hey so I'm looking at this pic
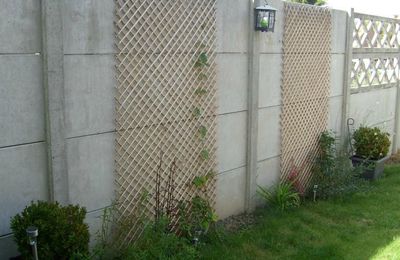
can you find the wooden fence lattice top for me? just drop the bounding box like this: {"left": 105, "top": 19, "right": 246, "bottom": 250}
{"left": 351, "top": 13, "right": 400, "bottom": 92}
{"left": 114, "top": 0, "right": 217, "bottom": 245}
{"left": 280, "top": 3, "right": 332, "bottom": 187}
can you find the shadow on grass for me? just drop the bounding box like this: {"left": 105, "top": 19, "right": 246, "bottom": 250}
{"left": 200, "top": 164, "right": 400, "bottom": 260}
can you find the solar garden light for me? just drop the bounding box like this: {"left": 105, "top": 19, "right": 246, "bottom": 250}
{"left": 313, "top": 185, "right": 318, "bottom": 202}
{"left": 26, "top": 226, "right": 38, "bottom": 260}
{"left": 254, "top": 1, "right": 277, "bottom": 32}
{"left": 193, "top": 230, "right": 203, "bottom": 245}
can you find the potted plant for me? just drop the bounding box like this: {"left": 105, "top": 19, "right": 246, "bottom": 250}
{"left": 351, "top": 126, "right": 391, "bottom": 180}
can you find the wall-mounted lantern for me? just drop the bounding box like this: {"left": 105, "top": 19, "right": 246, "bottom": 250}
{"left": 255, "top": 2, "right": 277, "bottom": 32}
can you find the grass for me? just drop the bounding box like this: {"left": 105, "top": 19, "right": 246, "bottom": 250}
{"left": 200, "top": 164, "right": 400, "bottom": 260}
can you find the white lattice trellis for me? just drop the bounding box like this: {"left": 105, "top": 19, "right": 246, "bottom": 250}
{"left": 351, "top": 56, "right": 399, "bottom": 90}
{"left": 280, "top": 3, "right": 332, "bottom": 187}
{"left": 114, "top": 0, "right": 217, "bottom": 245}
{"left": 353, "top": 15, "right": 400, "bottom": 49}
{"left": 351, "top": 13, "right": 400, "bottom": 92}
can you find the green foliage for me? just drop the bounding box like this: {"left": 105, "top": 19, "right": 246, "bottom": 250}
{"left": 123, "top": 217, "right": 198, "bottom": 260}
{"left": 185, "top": 173, "right": 217, "bottom": 239}
{"left": 257, "top": 182, "right": 300, "bottom": 211}
{"left": 315, "top": 131, "right": 336, "bottom": 176}
{"left": 195, "top": 88, "right": 207, "bottom": 95}
{"left": 288, "top": 0, "right": 326, "bottom": 6}
{"left": 88, "top": 155, "right": 218, "bottom": 259}
{"left": 193, "top": 107, "right": 202, "bottom": 118}
{"left": 353, "top": 126, "right": 391, "bottom": 160}
{"left": 312, "top": 131, "right": 368, "bottom": 199}
{"left": 191, "top": 196, "right": 218, "bottom": 231}
{"left": 195, "top": 52, "right": 209, "bottom": 68}
{"left": 90, "top": 204, "right": 122, "bottom": 260}
{"left": 197, "top": 73, "right": 208, "bottom": 81}
{"left": 200, "top": 149, "right": 210, "bottom": 160}
{"left": 198, "top": 125, "right": 207, "bottom": 139}
{"left": 199, "top": 165, "right": 400, "bottom": 259}
{"left": 10, "top": 201, "right": 89, "bottom": 259}
{"left": 192, "top": 172, "right": 214, "bottom": 189}
{"left": 70, "top": 252, "right": 91, "bottom": 260}
{"left": 193, "top": 176, "right": 208, "bottom": 188}
{"left": 179, "top": 196, "right": 218, "bottom": 239}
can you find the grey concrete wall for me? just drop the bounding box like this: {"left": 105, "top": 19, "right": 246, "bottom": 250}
{"left": 0, "top": 0, "right": 397, "bottom": 258}
{"left": 62, "top": 0, "right": 117, "bottom": 249}
{"left": 349, "top": 87, "right": 398, "bottom": 150}
{"left": 0, "top": 0, "right": 116, "bottom": 257}
{"left": 214, "top": 0, "right": 249, "bottom": 219}
{"left": 0, "top": 0, "right": 47, "bottom": 258}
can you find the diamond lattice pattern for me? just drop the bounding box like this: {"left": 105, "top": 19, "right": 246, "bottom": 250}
{"left": 280, "top": 3, "right": 332, "bottom": 187}
{"left": 351, "top": 57, "right": 399, "bottom": 89}
{"left": 114, "top": 0, "right": 217, "bottom": 245}
{"left": 353, "top": 17, "right": 400, "bottom": 49}
{"left": 351, "top": 14, "right": 400, "bottom": 91}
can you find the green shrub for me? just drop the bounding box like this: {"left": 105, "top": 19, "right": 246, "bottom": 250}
{"left": 353, "top": 126, "right": 390, "bottom": 160}
{"left": 178, "top": 195, "right": 218, "bottom": 239}
{"left": 257, "top": 181, "right": 300, "bottom": 211}
{"left": 311, "top": 131, "right": 368, "bottom": 199}
{"left": 122, "top": 217, "right": 198, "bottom": 260}
{"left": 10, "top": 201, "right": 89, "bottom": 259}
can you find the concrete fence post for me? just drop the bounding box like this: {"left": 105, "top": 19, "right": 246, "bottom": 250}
{"left": 245, "top": 0, "right": 261, "bottom": 212}
{"left": 341, "top": 8, "right": 354, "bottom": 144}
{"left": 41, "top": 0, "right": 69, "bottom": 204}
{"left": 393, "top": 59, "right": 400, "bottom": 154}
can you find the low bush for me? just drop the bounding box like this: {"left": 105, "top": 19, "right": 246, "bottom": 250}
{"left": 257, "top": 181, "right": 300, "bottom": 211}
{"left": 122, "top": 217, "right": 198, "bottom": 260}
{"left": 10, "top": 201, "right": 89, "bottom": 259}
{"left": 353, "top": 126, "right": 390, "bottom": 160}
{"left": 311, "top": 131, "right": 368, "bottom": 199}
{"left": 178, "top": 195, "right": 218, "bottom": 240}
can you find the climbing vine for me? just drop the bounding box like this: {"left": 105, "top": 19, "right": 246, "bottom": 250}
{"left": 192, "top": 42, "right": 213, "bottom": 179}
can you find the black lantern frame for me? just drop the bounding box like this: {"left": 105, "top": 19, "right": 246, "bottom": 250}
{"left": 255, "top": 4, "right": 277, "bottom": 32}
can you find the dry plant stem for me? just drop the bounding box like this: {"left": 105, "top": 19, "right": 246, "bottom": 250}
{"left": 166, "top": 160, "right": 177, "bottom": 218}
{"left": 154, "top": 154, "right": 181, "bottom": 231}
{"left": 155, "top": 153, "right": 163, "bottom": 222}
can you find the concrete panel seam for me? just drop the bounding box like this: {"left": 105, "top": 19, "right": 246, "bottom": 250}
{"left": 66, "top": 130, "right": 116, "bottom": 140}
{"left": 258, "top": 104, "right": 282, "bottom": 110}
{"left": 0, "top": 53, "right": 42, "bottom": 56}
{"left": 217, "top": 165, "right": 247, "bottom": 176}
{"left": 350, "top": 85, "right": 398, "bottom": 95}
{"left": 257, "top": 154, "right": 281, "bottom": 164}
{"left": 0, "top": 141, "right": 45, "bottom": 150}
{"left": 217, "top": 52, "right": 248, "bottom": 54}
{"left": 370, "top": 118, "right": 396, "bottom": 127}
{"left": 218, "top": 109, "right": 248, "bottom": 116}
{"left": 86, "top": 205, "right": 113, "bottom": 215}
{"left": 64, "top": 53, "right": 117, "bottom": 56}
{"left": 258, "top": 153, "right": 283, "bottom": 162}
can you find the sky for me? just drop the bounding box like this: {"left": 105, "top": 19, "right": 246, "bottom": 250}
{"left": 327, "top": 0, "right": 400, "bottom": 17}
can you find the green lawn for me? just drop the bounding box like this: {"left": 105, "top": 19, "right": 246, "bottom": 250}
{"left": 200, "top": 164, "right": 400, "bottom": 260}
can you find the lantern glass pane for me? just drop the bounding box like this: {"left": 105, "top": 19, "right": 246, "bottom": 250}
{"left": 259, "top": 11, "right": 269, "bottom": 29}
{"left": 269, "top": 12, "right": 275, "bottom": 29}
